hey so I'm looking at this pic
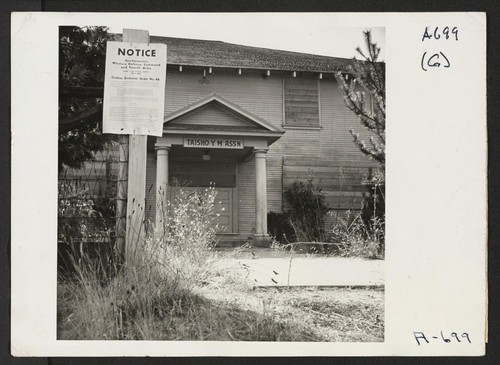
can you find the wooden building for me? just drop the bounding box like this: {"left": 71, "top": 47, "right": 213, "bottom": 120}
{"left": 127, "top": 36, "right": 379, "bottom": 244}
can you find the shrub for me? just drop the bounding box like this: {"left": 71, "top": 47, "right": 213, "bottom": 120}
{"left": 267, "top": 211, "right": 294, "bottom": 244}
{"left": 283, "top": 179, "right": 329, "bottom": 242}
{"left": 329, "top": 210, "right": 384, "bottom": 259}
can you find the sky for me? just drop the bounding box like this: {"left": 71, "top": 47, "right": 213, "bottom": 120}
{"left": 106, "top": 13, "right": 385, "bottom": 60}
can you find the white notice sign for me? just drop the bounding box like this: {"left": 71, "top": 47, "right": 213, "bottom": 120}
{"left": 103, "top": 41, "right": 166, "bottom": 136}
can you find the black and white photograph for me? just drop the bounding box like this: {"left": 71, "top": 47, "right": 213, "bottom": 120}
{"left": 56, "top": 23, "right": 386, "bottom": 342}
{"left": 10, "top": 12, "right": 486, "bottom": 357}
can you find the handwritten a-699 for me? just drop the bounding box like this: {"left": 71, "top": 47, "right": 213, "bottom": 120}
{"left": 414, "top": 330, "right": 471, "bottom": 345}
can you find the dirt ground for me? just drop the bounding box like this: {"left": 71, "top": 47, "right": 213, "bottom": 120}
{"left": 199, "top": 284, "right": 385, "bottom": 342}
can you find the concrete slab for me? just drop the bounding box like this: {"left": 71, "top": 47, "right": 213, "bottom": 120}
{"left": 217, "top": 249, "right": 384, "bottom": 287}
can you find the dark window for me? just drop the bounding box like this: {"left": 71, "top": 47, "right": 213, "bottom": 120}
{"left": 284, "top": 77, "right": 320, "bottom": 127}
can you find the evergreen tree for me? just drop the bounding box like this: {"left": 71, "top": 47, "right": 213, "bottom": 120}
{"left": 335, "top": 30, "right": 385, "bottom": 167}
{"left": 336, "top": 31, "right": 385, "bottom": 249}
{"left": 58, "top": 26, "right": 114, "bottom": 172}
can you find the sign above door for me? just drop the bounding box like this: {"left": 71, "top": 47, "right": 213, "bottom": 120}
{"left": 183, "top": 137, "right": 244, "bottom": 149}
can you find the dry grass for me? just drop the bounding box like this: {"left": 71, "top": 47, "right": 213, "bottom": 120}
{"left": 57, "top": 186, "right": 384, "bottom": 342}
{"left": 198, "top": 285, "right": 384, "bottom": 342}
{"left": 58, "top": 264, "right": 384, "bottom": 342}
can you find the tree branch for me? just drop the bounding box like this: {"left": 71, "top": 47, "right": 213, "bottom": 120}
{"left": 59, "top": 104, "right": 102, "bottom": 133}
{"left": 60, "top": 86, "right": 104, "bottom": 98}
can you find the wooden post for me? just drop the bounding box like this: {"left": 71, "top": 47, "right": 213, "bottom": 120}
{"left": 115, "top": 135, "right": 128, "bottom": 255}
{"left": 121, "top": 29, "right": 150, "bottom": 261}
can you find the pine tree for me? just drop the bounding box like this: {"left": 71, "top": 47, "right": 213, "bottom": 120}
{"left": 58, "top": 26, "right": 113, "bottom": 172}
{"left": 335, "top": 30, "right": 385, "bottom": 167}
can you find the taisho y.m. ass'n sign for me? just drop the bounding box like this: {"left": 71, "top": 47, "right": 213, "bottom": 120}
{"left": 183, "top": 138, "right": 244, "bottom": 149}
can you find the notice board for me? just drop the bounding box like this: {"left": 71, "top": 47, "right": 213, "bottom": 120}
{"left": 102, "top": 41, "right": 167, "bottom": 136}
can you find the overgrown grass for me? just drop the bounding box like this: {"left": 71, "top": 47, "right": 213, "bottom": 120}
{"left": 57, "top": 244, "right": 321, "bottom": 341}
{"left": 57, "top": 187, "right": 317, "bottom": 340}
{"left": 58, "top": 186, "right": 384, "bottom": 341}
{"left": 329, "top": 210, "right": 385, "bottom": 259}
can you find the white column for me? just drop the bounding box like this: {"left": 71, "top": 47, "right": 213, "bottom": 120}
{"left": 254, "top": 148, "right": 269, "bottom": 238}
{"left": 155, "top": 145, "right": 169, "bottom": 230}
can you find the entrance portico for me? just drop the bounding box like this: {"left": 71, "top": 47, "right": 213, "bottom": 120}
{"left": 152, "top": 93, "right": 284, "bottom": 242}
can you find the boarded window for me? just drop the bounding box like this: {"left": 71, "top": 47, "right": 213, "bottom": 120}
{"left": 284, "top": 77, "right": 320, "bottom": 127}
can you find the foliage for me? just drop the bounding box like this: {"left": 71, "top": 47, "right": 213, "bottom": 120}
{"left": 146, "top": 186, "right": 222, "bottom": 286}
{"left": 57, "top": 182, "right": 113, "bottom": 245}
{"left": 335, "top": 30, "right": 385, "bottom": 166}
{"left": 58, "top": 186, "right": 222, "bottom": 340}
{"left": 360, "top": 169, "right": 385, "bottom": 246}
{"left": 330, "top": 210, "right": 384, "bottom": 259}
{"left": 283, "top": 179, "right": 329, "bottom": 242}
{"left": 267, "top": 211, "right": 294, "bottom": 244}
{"left": 57, "top": 186, "right": 321, "bottom": 341}
{"left": 59, "top": 26, "right": 114, "bottom": 172}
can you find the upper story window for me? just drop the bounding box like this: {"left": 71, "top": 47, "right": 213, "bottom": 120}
{"left": 284, "top": 76, "right": 320, "bottom": 128}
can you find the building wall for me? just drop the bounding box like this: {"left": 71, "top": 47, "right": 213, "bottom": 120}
{"left": 143, "top": 68, "right": 379, "bottom": 231}
{"left": 280, "top": 77, "right": 378, "bottom": 229}
{"left": 163, "top": 68, "right": 285, "bottom": 228}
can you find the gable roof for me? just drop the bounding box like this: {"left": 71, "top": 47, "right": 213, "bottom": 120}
{"left": 165, "top": 93, "right": 284, "bottom": 133}
{"left": 112, "top": 34, "right": 353, "bottom": 73}
{"left": 163, "top": 93, "right": 284, "bottom": 145}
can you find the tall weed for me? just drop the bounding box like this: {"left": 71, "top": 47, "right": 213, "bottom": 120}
{"left": 330, "top": 210, "right": 384, "bottom": 259}
{"left": 58, "top": 186, "right": 223, "bottom": 340}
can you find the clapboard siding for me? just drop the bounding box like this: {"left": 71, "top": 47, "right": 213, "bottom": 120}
{"left": 59, "top": 143, "right": 120, "bottom": 201}
{"left": 266, "top": 146, "right": 283, "bottom": 213}
{"left": 165, "top": 69, "right": 285, "bottom": 216}
{"left": 321, "top": 79, "right": 376, "bottom": 161}
{"left": 282, "top": 156, "right": 373, "bottom": 211}
{"left": 277, "top": 78, "right": 377, "bottom": 170}
{"left": 169, "top": 104, "right": 252, "bottom": 128}
{"left": 237, "top": 158, "right": 256, "bottom": 235}
{"left": 165, "top": 69, "right": 283, "bottom": 128}
{"left": 139, "top": 71, "right": 381, "bottom": 233}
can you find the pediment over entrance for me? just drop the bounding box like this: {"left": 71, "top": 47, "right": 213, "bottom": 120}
{"left": 163, "top": 93, "right": 284, "bottom": 134}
